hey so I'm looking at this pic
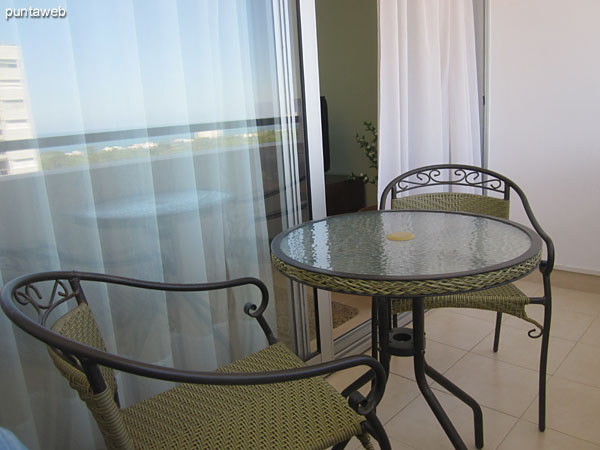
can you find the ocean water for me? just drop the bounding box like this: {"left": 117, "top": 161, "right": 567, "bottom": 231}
{"left": 38, "top": 125, "right": 275, "bottom": 154}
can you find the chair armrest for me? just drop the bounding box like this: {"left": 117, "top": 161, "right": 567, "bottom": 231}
{"left": 510, "top": 186, "right": 555, "bottom": 275}
{"left": 83, "top": 271, "right": 277, "bottom": 343}
{"left": 81, "top": 271, "right": 277, "bottom": 342}
{"left": 2, "top": 271, "right": 386, "bottom": 415}
{"left": 2, "top": 270, "right": 276, "bottom": 343}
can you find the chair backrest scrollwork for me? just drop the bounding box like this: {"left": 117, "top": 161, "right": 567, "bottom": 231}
{"left": 380, "top": 164, "right": 555, "bottom": 277}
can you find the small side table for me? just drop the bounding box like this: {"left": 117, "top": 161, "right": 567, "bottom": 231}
{"left": 325, "top": 174, "right": 365, "bottom": 215}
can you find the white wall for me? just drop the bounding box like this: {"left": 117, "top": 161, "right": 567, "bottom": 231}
{"left": 488, "top": 0, "right": 600, "bottom": 274}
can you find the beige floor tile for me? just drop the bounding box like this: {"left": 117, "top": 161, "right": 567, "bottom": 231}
{"left": 423, "top": 310, "right": 495, "bottom": 351}
{"left": 389, "top": 339, "right": 467, "bottom": 383}
{"left": 513, "top": 278, "right": 545, "bottom": 297}
{"left": 581, "top": 316, "right": 600, "bottom": 346}
{"left": 523, "top": 376, "right": 600, "bottom": 445}
{"left": 326, "top": 368, "right": 421, "bottom": 425}
{"left": 385, "top": 388, "right": 517, "bottom": 450}
{"left": 348, "top": 435, "right": 417, "bottom": 450}
{"left": 471, "top": 325, "right": 576, "bottom": 374}
{"left": 503, "top": 304, "right": 595, "bottom": 343}
{"left": 439, "top": 353, "right": 539, "bottom": 417}
{"left": 374, "top": 374, "right": 422, "bottom": 424}
{"left": 554, "top": 342, "right": 600, "bottom": 388}
{"left": 551, "top": 287, "right": 600, "bottom": 316}
{"left": 497, "top": 420, "right": 600, "bottom": 450}
{"left": 334, "top": 272, "right": 600, "bottom": 449}
{"left": 445, "top": 307, "right": 503, "bottom": 324}
{"left": 326, "top": 364, "right": 373, "bottom": 394}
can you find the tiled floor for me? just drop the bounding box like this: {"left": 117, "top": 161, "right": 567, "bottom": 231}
{"left": 326, "top": 271, "right": 600, "bottom": 449}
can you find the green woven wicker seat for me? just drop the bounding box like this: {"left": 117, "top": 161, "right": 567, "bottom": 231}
{"left": 391, "top": 283, "right": 541, "bottom": 330}
{"left": 1, "top": 272, "right": 391, "bottom": 450}
{"left": 380, "top": 164, "right": 554, "bottom": 432}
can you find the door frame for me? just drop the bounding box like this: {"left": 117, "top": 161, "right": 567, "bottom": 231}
{"left": 296, "top": 0, "right": 334, "bottom": 363}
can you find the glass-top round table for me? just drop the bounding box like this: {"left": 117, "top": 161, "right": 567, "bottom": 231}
{"left": 272, "top": 210, "right": 541, "bottom": 297}
{"left": 271, "top": 210, "right": 542, "bottom": 450}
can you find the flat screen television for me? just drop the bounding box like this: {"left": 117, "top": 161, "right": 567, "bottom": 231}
{"left": 320, "top": 96, "right": 331, "bottom": 172}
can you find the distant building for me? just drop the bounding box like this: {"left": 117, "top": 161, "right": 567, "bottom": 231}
{"left": 0, "top": 45, "right": 40, "bottom": 175}
{"left": 195, "top": 129, "right": 224, "bottom": 139}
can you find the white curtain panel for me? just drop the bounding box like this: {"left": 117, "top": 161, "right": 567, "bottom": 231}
{"left": 377, "top": 0, "right": 482, "bottom": 200}
{"left": 0, "top": 1, "right": 297, "bottom": 448}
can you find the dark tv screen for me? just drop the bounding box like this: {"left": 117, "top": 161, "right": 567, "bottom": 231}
{"left": 320, "top": 96, "right": 331, "bottom": 172}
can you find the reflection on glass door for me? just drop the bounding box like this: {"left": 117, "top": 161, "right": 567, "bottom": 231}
{"left": 0, "top": 2, "right": 320, "bottom": 449}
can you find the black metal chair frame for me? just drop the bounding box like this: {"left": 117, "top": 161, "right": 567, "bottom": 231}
{"left": 1, "top": 270, "right": 391, "bottom": 450}
{"left": 379, "top": 164, "right": 554, "bottom": 433}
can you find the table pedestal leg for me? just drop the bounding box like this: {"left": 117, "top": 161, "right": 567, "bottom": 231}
{"left": 371, "top": 298, "right": 379, "bottom": 361}
{"left": 424, "top": 362, "right": 484, "bottom": 448}
{"left": 376, "top": 297, "right": 391, "bottom": 376}
{"left": 411, "top": 298, "right": 472, "bottom": 450}
{"left": 374, "top": 296, "right": 483, "bottom": 449}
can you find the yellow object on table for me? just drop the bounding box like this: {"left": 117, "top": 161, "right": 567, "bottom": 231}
{"left": 386, "top": 232, "right": 415, "bottom": 241}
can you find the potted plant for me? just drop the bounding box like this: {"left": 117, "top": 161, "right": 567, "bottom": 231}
{"left": 349, "top": 120, "right": 377, "bottom": 185}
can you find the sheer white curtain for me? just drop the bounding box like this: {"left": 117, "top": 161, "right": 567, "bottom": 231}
{"left": 377, "top": 0, "right": 482, "bottom": 199}
{"left": 0, "top": 1, "right": 297, "bottom": 448}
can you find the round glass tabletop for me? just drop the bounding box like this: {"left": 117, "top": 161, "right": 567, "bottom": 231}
{"left": 271, "top": 210, "right": 542, "bottom": 297}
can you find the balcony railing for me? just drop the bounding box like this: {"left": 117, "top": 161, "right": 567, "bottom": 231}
{"left": 0, "top": 117, "right": 287, "bottom": 152}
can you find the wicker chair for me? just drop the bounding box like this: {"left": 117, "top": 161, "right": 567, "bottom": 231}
{"left": 379, "top": 164, "right": 554, "bottom": 432}
{"left": 1, "top": 271, "right": 391, "bottom": 450}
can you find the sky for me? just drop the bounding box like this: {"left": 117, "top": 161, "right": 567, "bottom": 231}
{"left": 0, "top": 0, "right": 283, "bottom": 137}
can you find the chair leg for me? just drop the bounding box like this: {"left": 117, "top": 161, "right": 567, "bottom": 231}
{"left": 493, "top": 312, "right": 502, "bottom": 352}
{"left": 363, "top": 412, "right": 392, "bottom": 450}
{"left": 538, "top": 302, "right": 552, "bottom": 431}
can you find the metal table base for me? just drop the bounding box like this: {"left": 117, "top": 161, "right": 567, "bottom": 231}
{"left": 374, "top": 296, "right": 484, "bottom": 450}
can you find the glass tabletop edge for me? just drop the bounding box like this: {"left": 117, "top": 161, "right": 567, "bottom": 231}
{"left": 270, "top": 210, "right": 543, "bottom": 283}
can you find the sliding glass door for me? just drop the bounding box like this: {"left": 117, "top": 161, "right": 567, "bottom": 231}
{"left": 0, "top": 1, "right": 326, "bottom": 448}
